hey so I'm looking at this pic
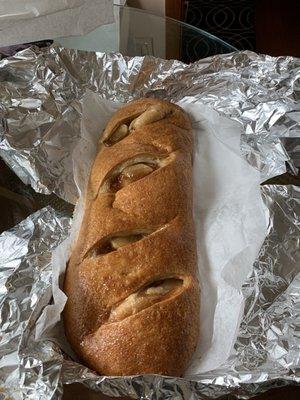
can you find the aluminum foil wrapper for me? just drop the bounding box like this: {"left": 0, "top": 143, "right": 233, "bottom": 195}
{"left": 0, "top": 206, "right": 71, "bottom": 399}
{"left": 0, "top": 46, "right": 299, "bottom": 399}
{"left": 0, "top": 47, "right": 299, "bottom": 203}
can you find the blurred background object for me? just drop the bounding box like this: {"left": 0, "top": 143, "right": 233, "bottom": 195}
{"left": 0, "top": 40, "right": 52, "bottom": 59}
{"left": 255, "top": 0, "right": 300, "bottom": 56}
{"left": 129, "top": 0, "right": 300, "bottom": 61}
{"left": 0, "top": 159, "right": 36, "bottom": 233}
{"left": 1, "top": 1, "right": 299, "bottom": 62}
{"left": 61, "top": 384, "right": 300, "bottom": 400}
{"left": 0, "top": 159, "right": 73, "bottom": 233}
{"left": 56, "top": 4, "right": 236, "bottom": 61}
{"left": 0, "top": 1, "right": 237, "bottom": 62}
{"left": 182, "top": 0, "right": 255, "bottom": 60}
{"left": 129, "top": 0, "right": 255, "bottom": 59}
{"left": 0, "top": 0, "right": 114, "bottom": 48}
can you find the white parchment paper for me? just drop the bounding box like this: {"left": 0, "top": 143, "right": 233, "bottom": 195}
{"left": 36, "top": 91, "right": 267, "bottom": 375}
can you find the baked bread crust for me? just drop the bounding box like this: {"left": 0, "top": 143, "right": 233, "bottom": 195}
{"left": 63, "top": 98, "right": 200, "bottom": 376}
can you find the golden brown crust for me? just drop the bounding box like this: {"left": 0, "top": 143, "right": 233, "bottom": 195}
{"left": 63, "top": 98, "right": 200, "bottom": 376}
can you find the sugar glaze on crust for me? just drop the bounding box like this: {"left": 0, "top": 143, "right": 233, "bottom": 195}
{"left": 63, "top": 98, "right": 200, "bottom": 376}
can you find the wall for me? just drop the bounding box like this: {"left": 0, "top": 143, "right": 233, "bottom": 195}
{"left": 119, "top": 2, "right": 166, "bottom": 58}
{"left": 127, "top": 0, "right": 166, "bottom": 16}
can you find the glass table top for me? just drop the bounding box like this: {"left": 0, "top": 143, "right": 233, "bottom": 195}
{"left": 56, "top": 5, "right": 237, "bottom": 63}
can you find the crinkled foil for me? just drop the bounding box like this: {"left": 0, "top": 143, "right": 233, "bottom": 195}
{"left": 0, "top": 206, "right": 71, "bottom": 399}
{"left": 0, "top": 48, "right": 299, "bottom": 203}
{"left": 0, "top": 46, "right": 299, "bottom": 399}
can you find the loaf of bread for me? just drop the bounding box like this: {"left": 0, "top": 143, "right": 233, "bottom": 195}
{"left": 63, "top": 98, "right": 200, "bottom": 376}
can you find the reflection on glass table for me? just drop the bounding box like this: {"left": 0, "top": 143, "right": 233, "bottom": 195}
{"left": 56, "top": 5, "right": 237, "bottom": 62}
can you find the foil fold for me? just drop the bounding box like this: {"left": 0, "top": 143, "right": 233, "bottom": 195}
{"left": 0, "top": 48, "right": 299, "bottom": 204}
{"left": 0, "top": 46, "right": 299, "bottom": 399}
{"left": 0, "top": 207, "right": 71, "bottom": 399}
